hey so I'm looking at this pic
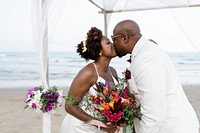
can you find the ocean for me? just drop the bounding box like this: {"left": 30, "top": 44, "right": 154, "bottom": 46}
{"left": 0, "top": 52, "right": 200, "bottom": 89}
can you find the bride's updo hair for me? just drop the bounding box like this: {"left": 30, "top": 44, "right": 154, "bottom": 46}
{"left": 77, "top": 27, "right": 103, "bottom": 61}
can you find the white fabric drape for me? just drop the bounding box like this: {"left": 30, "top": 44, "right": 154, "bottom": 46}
{"left": 94, "top": 0, "right": 200, "bottom": 51}
{"left": 171, "top": 7, "right": 200, "bottom": 52}
{"left": 32, "top": 0, "right": 49, "bottom": 90}
{"left": 96, "top": 0, "right": 118, "bottom": 26}
{"left": 32, "top": 0, "right": 67, "bottom": 133}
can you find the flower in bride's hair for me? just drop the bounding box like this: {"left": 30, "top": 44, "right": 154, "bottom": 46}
{"left": 82, "top": 40, "right": 87, "bottom": 52}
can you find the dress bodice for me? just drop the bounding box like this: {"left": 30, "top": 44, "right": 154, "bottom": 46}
{"left": 78, "top": 63, "right": 118, "bottom": 119}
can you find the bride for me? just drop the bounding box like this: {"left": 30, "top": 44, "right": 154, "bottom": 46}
{"left": 61, "top": 27, "right": 120, "bottom": 133}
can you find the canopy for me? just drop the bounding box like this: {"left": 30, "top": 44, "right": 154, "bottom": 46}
{"left": 89, "top": 0, "right": 200, "bottom": 51}
{"left": 93, "top": 0, "right": 199, "bottom": 11}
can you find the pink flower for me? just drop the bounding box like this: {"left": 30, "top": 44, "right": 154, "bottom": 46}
{"left": 107, "top": 115, "right": 114, "bottom": 122}
{"left": 107, "top": 111, "right": 123, "bottom": 123}
{"left": 104, "top": 109, "right": 112, "bottom": 116}
{"left": 112, "top": 111, "right": 122, "bottom": 123}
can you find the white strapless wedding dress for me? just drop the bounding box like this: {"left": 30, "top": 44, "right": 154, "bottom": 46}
{"left": 61, "top": 63, "right": 118, "bottom": 133}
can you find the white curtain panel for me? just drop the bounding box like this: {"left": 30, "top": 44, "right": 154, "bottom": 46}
{"left": 32, "top": 0, "right": 49, "bottom": 91}
{"left": 96, "top": 0, "right": 118, "bottom": 27}
{"left": 102, "top": 0, "right": 118, "bottom": 26}
{"left": 32, "top": 0, "right": 66, "bottom": 133}
{"left": 94, "top": 0, "right": 200, "bottom": 51}
{"left": 171, "top": 7, "right": 200, "bottom": 51}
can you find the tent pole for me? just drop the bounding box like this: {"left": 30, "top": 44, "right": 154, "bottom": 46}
{"left": 103, "top": 10, "right": 108, "bottom": 36}
{"left": 88, "top": 0, "right": 107, "bottom": 35}
{"left": 98, "top": 4, "right": 200, "bottom": 14}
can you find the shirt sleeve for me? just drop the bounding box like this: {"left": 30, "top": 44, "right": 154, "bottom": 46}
{"left": 131, "top": 53, "right": 167, "bottom": 133}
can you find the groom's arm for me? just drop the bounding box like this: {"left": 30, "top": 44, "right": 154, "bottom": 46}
{"left": 131, "top": 53, "right": 166, "bottom": 133}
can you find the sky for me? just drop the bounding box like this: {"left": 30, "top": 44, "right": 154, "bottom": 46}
{"left": 0, "top": 0, "right": 200, "bottom": 52}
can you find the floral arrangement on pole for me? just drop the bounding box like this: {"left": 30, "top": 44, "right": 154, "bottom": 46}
{"left": 87, "top": 69, "right": 141, "bottom": 126}
{"left": 24, "top": 86, "right": 62, "bottom": 113}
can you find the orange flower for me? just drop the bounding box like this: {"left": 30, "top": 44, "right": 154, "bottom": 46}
{"left": 100, "top": 102, "right": 109, "bottom": 110}
{"left": 109, "top": 100, "right": 115, "bottom": 110}
{"left": 103, "top": 87, "right": 109, "bottom": 95}
{"left": 112, "top": 91, "right": 120, "bottom": 102}
{"left": 89, "top": 96, "right": 95, "bottom": 101}
{"left": 123, "top": 98, "right": 130, "bottom": 104}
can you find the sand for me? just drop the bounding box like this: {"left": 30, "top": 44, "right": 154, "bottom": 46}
{"left": 0, "top": 85, "right": 199, "bottom": 133}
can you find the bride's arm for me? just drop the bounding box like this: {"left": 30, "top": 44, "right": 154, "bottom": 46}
{"left": 65, "top": 66, "right": 96, "bottom": 122}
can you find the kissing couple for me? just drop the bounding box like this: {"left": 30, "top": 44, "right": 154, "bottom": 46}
{"left": 61, "top": 20, "right": 199, "bottom": 133}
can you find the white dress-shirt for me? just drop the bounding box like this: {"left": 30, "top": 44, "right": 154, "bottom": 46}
{"left": 129, "top": 36, "right": 199, "bottom": 133}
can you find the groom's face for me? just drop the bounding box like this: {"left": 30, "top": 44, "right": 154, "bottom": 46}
{"left": 112, "top": 33, "right": 127, "bottom": 58}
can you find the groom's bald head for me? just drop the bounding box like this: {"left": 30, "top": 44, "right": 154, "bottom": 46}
{"left": 113, "top": 20, "right": 140, "bottom": 35}
{"left": 112, "top": 20, "right": 142, "bottom": 57}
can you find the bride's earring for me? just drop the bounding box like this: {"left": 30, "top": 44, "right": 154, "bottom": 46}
{"left": 99, "top": 52, "right": 102, "bottom": 56}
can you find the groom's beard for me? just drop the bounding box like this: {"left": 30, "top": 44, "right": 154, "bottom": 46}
{"left": 114, "top": 45, "right": 127, "bottom": 57}
{"left": 115, "top": 49, "right": 126, "bottom": 58}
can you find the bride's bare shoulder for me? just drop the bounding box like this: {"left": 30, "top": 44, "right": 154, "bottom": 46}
{"left": 76, "top": 63, "right": 97, "bottom": 80}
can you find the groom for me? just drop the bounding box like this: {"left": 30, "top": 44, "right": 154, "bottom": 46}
{"left": 112, "top": 20, "right": 199, "bottom": 133}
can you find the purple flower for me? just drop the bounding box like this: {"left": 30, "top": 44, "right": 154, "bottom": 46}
{"left": 45, "top": 105, "right": 52, "bottom": 112}
{"left": 45, "top": 102, "right": 55, "bottom": 112}
{"left": 44, "top": 93, "right": 49, "bottom": 98}
{"left": 32, "top": 103, "right": 37, "bottom": 109}
{"left": 52, "top": 92, "right": 59, "bottom": 102}
{"left": 26, "top": 87, "right": 38, "bottom": 100}
{"left": 102, "top": 82, "right": 107, "bottom": 87}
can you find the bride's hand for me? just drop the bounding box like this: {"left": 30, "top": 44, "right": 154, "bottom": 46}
{"left": 99, "top": 122, "right": 121, "bottom": 133}
{"left": 100, "top": 123, "right": 118, "bottom": 133}
{"left": 86, "top": 119, "right": 119, "bottom": 133}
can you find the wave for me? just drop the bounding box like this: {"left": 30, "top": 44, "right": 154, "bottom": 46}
{"left": 0, "top": 54, "right": 6, "bottom": 57}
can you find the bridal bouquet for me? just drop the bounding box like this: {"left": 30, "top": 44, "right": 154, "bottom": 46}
{"left": 24, "top": 86, "right": 62, "bottom": 113}
{"left": 88, "top": 70, "right": 141, "bottom": 126}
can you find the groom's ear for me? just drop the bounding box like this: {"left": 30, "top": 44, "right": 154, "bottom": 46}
{"left": 122, "top": 34, "right": 128, "bottom": 40}
{"left": 123, "top": 34, "right": 129, "bottom": 43}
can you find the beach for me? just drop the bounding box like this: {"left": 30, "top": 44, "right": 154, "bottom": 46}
{"left": 0, "top": 85, "right": 199, "bottom": 133}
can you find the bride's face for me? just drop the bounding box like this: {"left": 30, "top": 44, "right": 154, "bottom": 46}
{"left": 100, "top": 36, "right": 117, "bottom": 58}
